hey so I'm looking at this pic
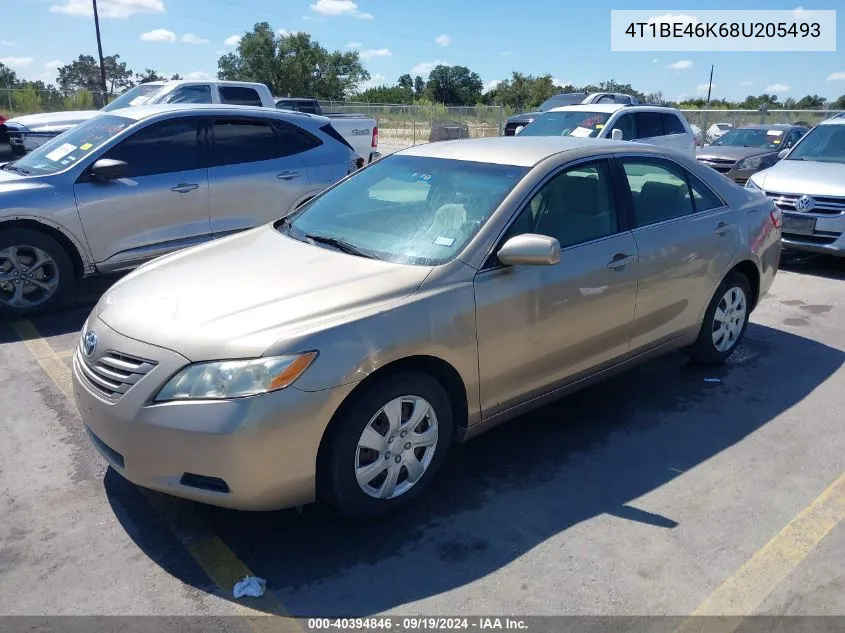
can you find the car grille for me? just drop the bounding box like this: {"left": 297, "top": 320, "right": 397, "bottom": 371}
{"left": 76, "top": 348, "right": 157, "bottom": 399}
{"left": 766, "top": 192, "right": 845, "bottom": 216}
{"left": 696, "top": 157, "right": 735, "bottom": 174}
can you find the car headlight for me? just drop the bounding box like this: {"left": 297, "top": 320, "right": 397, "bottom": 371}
{"left": 736, "top": 156, "right": 766, "bottom": 170}
{"left": 155, "top": 352, "right": 317, "bottom": 401}
{"left": 744, "top": 179, "right": 764, "bottom": 194}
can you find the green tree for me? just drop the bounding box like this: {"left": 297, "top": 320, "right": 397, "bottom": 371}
{"left": 136, "top": 69, "right": 165, "bottom": 83}
{"left": 397, "top": 74, "right": 413, "bottom": 90}
{"left": 57, "top": 54, "right": 134, "bottom": 106}
{"left": 170, "top": 73, "right": 183, "bottom": 80}
{"left": 413, "top": 75, "right": 425, "bottom": 95}
{"left": 11, "top": 87, "right": 42, "bottom": 114}
{"left": 353, "top": 84, "right": 414, "bottom": 104}
{"left": 0, "top": 61, "right": 19, "bottom": 87}
{"left": 424, "top": 65, "right": 483, "bottom": 105}
{"left": 832, "top": 94, "right": 845, "bottom": 109}
{"left": 218, "top": 23, "right": 369, "bottom": 99}
{"left": 795, "top": 94, "right": 825, "bottom": 109}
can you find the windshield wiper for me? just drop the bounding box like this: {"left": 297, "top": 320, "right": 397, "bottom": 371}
{"left": 304, "top": 233, "right": 376, "bottom": 259}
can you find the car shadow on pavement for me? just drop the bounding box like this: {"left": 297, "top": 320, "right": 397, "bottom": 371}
{"left": 780, "top": 253, "right": 845, "bottom": 282}
{"left": 104, "top": 322, "right": 842, "bottom": 617}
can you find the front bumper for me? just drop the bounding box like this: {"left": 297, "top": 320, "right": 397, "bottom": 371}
{"left": 782, "top": 231, "right": 845, "bottom": 257}
{"left": 71, "top": 317, "right": 356, "bottom": 510}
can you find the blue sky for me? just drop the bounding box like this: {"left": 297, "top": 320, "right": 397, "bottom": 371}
{"left": 3, "top": 0, "right": 845, "bottom": 101}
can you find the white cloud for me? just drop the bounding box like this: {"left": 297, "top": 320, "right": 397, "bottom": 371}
{"left": 647, "top": 13, "right": 700, "bottom": 26}
{"left": 224, "top": 34, "right": 241, "bottom": 47}
{"left": 412, "top": 60, "right": 447, "bottom": 77}
{"left": 827, "top": 72, "right": 845, "bottom": 81}
{"left": 184, "top": 71, "right": 212, "bottom": 80}
{"left": 309, "top": 0, "right": 372, "bottom": 19}
{"left": 765, "top": 83, "right": 791, "bottom": 93}
{"left": 484, "top": 79, "right": 501, "bottom": 91}
{"left": 0, "top": 40, "right": 15, "bottom": 46}
{"left": 141, "top": 28, "right": 176, "bottom": 42}
{"left": 359, "top": 48, "right": 391, "bottom": 59}
{"left": 0, "top": 56, "right": 33, "bottom": 69}
{"left": 552, "top": 78, "right": 570, "bottom": 87}
{"left": 434, "top": 34, "right": 451, "bottom": 47}
{"left": 50, "top": 0, "right": 165, "bottom": 19}
{"left": 346, "top": 41, "right": 362, "bottom": 48}
{"left": 696, "top": 83, "right": 715, "bottom": 93}
{"left": 740, "top": 80, "right": 754, "bottom": 86}
{"left": 44, "top": 59, "right": 63, "bottom": 69}
{"left": 668, "top": 60, "right": 693, "bottom": 70}
{"left": 181, "top": 33, "right": 208, "bottom": 44}
{"left": 359, "top": 73, "right": 386, "bottom": 90}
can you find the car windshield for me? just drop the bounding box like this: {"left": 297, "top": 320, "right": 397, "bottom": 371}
{"left": 785, "top": 125, "right": 845, "bottom": 163}
{"left": 282, "top": 155, "right": 528, "bottom": 266}
{"left": 538, "top": 94, "right": 586, "bottom": 110}
{"left": 713, "top": 128, "right": 787, "bottom": 149}
{"left": 518, "top": 111, "right": 611, "bottom": 138}
{"left": 3, "top": 114, "right": 133, "bottom": 176}
{"left": 102, "top": 83, "right": 163, "bottom": 111}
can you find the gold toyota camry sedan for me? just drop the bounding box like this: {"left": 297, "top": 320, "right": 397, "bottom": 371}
{"left": 72, "top": 136, "right": 782, "bottom": 518}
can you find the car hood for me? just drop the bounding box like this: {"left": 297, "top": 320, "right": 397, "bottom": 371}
{"left": 7, "top": 110, "right": 100, "bottom": 132}
{"left": 96, "top": 225, "right": 431, "bottom": 361}
{"left": 753, "top": 160, "right": 845, "bottom": 196}
{"left": 698, "top": 145, "right": 775, "bottom": 161}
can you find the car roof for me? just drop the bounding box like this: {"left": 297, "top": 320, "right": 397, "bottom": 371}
{"left": 105, "top": 103, "right": 325, "bottom": 122}
{"left": 819, "top": 116, "right": 845, "bottom": 126}
{"left": 396, "top": 136, "right": 632, "bottom": 167}
{"left": 739, "top": 123, "right": 803, "bottom": 130}
{"left": 547, "top": 103, "right": 680, "bottom": 114}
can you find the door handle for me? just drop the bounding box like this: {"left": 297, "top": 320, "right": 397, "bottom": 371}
{"left": 170, "top": 183, "right": 199, "bottom": 193}
{"left": 277, "top": 171, "right": 300, "bottom": 180}
{"left": 715, "top": 221, "right": 734, "bottom": 235}
{"left": 607, "top": 253, "right": 636, "bottom": 270}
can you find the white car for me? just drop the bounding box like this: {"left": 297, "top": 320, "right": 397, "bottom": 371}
{"left": 707, "top": 122, "right": 733, "bottom": 143}
{"left": 517, "top": 104, "right": 697, "bottom": 156}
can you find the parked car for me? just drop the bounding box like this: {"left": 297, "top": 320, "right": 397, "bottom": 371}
{"left": 274, "top": 98, "right": 380, "bottom": 165}
{"left": 516, "top": 104, "right": 697, "bottom": 155}
{"left": 72, "top": 135, "right": 780, "bottom": 518}
{"left": 746, "top": 116, "right": 845, "bottom": 256}
{"left": 4, "top": 82, "right": 166, "bottom": 157}
{"left": 503, "top": 92, "right": 639, "bottom": 136}
{"left": 706, "top": 122, "right": 733, "bottom": 144}
{"left": 0, "top": 104, "right": 357, "bottom": 317}
{"left": 697, "top": 124, "right": 808, "bottom": 184}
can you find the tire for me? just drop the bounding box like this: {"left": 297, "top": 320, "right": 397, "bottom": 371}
{"left": 685, "top": 271, "right": 752, "bottom": 365}
{"left": 0, "top": 229, "right": 75, "bottom": 319}
{"left": 320, "top": 371, "right": 453, "bottom": 520}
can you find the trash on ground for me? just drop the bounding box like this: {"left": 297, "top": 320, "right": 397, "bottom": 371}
{"left": 233, "top": 575, "right": 266, "bottom": 599}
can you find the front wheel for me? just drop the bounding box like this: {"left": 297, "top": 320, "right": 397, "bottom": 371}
{"left": 685, "top": 271, "right": 752, "bottom": 364}
{"left": 320, "top": 372, "right": 453, "bottom": 519}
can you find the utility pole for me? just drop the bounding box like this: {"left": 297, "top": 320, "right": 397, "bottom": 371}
{"left": 706, "top": 64, "right": 714, "bottom": 104}
{"left": 92, "top": 0, "right": 108, "bottom": 101}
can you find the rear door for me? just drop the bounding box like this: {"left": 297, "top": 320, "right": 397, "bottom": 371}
{"left": 617, "top": 155, "right": 738, "bottom": 351}
{"left": 207, "top": 116, "right": 321, "bottom": 236}
{"left": 660, "top": 112, "right": 694, "bottom": 153}
{"left": 73, "top": 116, "right": 212, "bottom": 271}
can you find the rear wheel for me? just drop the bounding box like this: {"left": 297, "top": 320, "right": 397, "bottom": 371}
{"left": 0, "top": 229, "right": 74, "bottom": 318}
{"left": 685, "top": 271, "right": 751, "bottom": 364}
{"left": 320, "top": 371, "right": 453, "bottom": 519}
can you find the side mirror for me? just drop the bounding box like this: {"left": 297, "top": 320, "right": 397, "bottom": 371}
{"left": 497, "top": 234, "right": 560, "bottom": 267}
{"left": 90, "top": 158, "right": 127, "bottom": 181}
{"left": 611, "top": 128, "right": 624, "bottom": 141}
{"left": 777, "top": 148, "right": 789, "bottom": 160}
{"left": 514, "top": 125, "right": 525, "bottom": 135}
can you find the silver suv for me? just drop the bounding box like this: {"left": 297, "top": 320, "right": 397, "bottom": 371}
{"left": 0, "top": 104, "right": 356, "bottom": 317}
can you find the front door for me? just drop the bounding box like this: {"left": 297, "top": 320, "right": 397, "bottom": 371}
{"left": 207, "top": 117, "right": 320, "bottom": 237}
{"left": 473, "top": 159, "right": 639, "bottom": 418}
{"left": 73, "top": 116, "right": 212, "bottom": 271}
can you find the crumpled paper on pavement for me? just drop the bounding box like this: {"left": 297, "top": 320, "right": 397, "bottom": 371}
{"left": 233, "top": 575, "right": 266, "bottom": 599}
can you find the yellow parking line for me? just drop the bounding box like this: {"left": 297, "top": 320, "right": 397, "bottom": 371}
{"left": 12, "top": 319, "right": 300, "bottom": 632}
{"left": 676, "top": 471, "right": 845, "bottom": 633}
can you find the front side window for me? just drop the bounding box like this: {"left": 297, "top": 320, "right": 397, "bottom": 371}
{"left": 502, "top": 160, "right": 619, "bottom": 250}
{"left": 622, "top": 158, "right": 721, "bottom": 226}
{"left": 3, "top": 115, "right": 134, "bottom": 176}
{"left": 212, "top": 119, "right": 284, "bottom": 165}
{"left": 518, "top": 111, "right": 611, "bottom": 138}
{"left": 103, "top": 117, "right": 206, "bottom": 178}
{"left": 218, "top": 86, "right": 262, "bottom": 106}
{"left": 610, "top": 113, "right": 636, "bottom": 140}
{"left": 283, "top": 155, "right": 528, "bottom": 265}
{"left": 633, "top": 112, "right": 664, "bottom": 139}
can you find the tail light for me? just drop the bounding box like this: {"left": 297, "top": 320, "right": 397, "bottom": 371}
{"left": 372, "top": 126, "right": 378, "bottom": 148}
{"left": 770, "top": 209, "right": 782, "bottom": 229}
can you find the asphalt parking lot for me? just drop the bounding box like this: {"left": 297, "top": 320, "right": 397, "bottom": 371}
{"left": 1, "top": 256, "right": 844, "bottom": 625}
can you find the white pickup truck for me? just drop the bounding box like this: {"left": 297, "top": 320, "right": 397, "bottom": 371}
{"left": 6, "top": 80, "right": 380, "bottom": 164}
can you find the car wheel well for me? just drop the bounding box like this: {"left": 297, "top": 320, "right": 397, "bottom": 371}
{"left": 316, "top": 355, "right": 469, "bottom": 478}
{"left": 729, "top": 260, "right": 760, "bottom": 310}
{"left": 0, "top": 219, "right": 84, "bottom": 278}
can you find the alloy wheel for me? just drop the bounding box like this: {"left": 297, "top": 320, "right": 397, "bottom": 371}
{"left": 712, "top": 286, "right": 747, "bottom": 353}
{"left": 0, "top": 245, "right": 60, "bottom": 309}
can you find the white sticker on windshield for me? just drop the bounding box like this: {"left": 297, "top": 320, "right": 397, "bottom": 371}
{"left": 129, "top": 96, "right": 149, "bottom": 106}
{"left": 434, "top": 236, "right": 455, "bottom": 247}
{"left": 766, "top": 130, "right": 784, "bottom": 136}
{"left": 570, "top": 126, "right": 594, "bottom": 138}
{"left": 45, "top": 143, "right": 77, "bottom": 162}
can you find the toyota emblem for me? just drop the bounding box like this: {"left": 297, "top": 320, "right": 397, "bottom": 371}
{"left": 794, "top": 195, "right": 816, "bottom": 213}
{"left": 83, "top": 331, "right": 98, "bottom": 357}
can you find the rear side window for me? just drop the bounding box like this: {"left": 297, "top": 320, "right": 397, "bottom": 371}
{"left": 212, "top": 119, "right": 283, "bottom": 166}
{"left": 104, "top": 118, "right": 205, "bottom": 177}
{"left": 274, "top": 120, "right": 323, "bottom": 155}
{"left": 319, "top": 123, "right": 354, "bottom": 150}
{"left": 661, "top": 113, "right": 686, "bottom": 135}
{"left": 218, "top": 86, "right": 262, "bottom": 107}
{"left": 633, "top": 112, "right": 664, "bottom": 138}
